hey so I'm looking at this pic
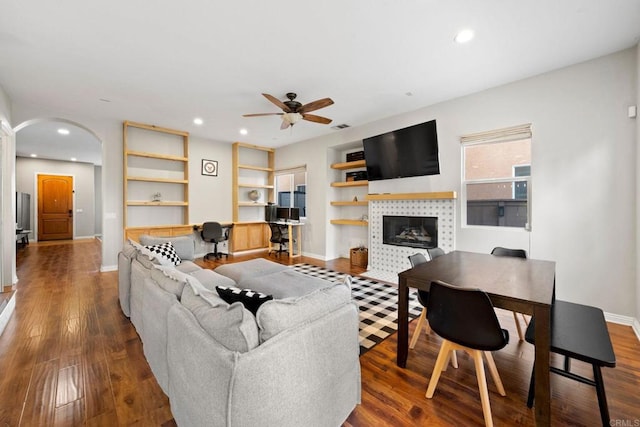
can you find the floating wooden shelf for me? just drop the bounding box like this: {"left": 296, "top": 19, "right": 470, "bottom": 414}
{"left": 126, "top": 150, "right": 188, "bottom": 162}
{"left": 126, "top": 176, "right": 188, "bottom": 184}
{"left": 237, "top": 202, "right": 268, "bottom": 207}
{"left": 237, "top": 183, "right": 274, "bottom": 189}
{"left": 330, "top": 159, "right": 366, "bottom": 170}
{"left": 330, "top": 201, "right": 368, "bottom": 206}
{"left": 330, "top": 219, "right": 368, "bottom": 226}
{"left": 366, "top": 191, "right": 457, "bottom": 201}
{"left": 331, "top": 180, "right": 369, "bottom": 188}
{"left": 238, "top": 164, "right": 274, "bottom": 172}
{"left": 127, "top": 201, "right": 189, "bottom": 206}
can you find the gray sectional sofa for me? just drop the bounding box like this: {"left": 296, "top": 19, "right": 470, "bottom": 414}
{"left": 118, "top": 235, "right": 361, "bottom": 427}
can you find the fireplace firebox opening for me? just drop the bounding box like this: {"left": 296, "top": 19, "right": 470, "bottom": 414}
{"left": 383, "top": 215, "right": 438, "bottom": 249}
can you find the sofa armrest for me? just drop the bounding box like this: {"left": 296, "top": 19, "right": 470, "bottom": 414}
{"left": 230, "top": 301, "right": 361, "bottom": 427}
{"left": 118, "top": 252, "right": 132, "bottom": 317}
{"left": 167, "top": 304, "right": 238, "bottom": 427}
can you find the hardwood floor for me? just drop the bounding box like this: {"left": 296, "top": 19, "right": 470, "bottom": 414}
{"left": 1, "top": 239, "right": 639, "bottom": 426}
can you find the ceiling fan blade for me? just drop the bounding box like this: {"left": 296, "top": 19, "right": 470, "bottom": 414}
{"left": 243, "top": 113, "right": 284, "bottom": 117}
{"left": 299, "top": 98, "right": 334, "bottom": 114}
{"left": 280, "top": 120, "right": 291, "bottom": 130}
{"left": 302, "top": 113, "right": 332, "bottom": 125}
{"left": 263, "top": 93, "right": 292, "bottom": 113}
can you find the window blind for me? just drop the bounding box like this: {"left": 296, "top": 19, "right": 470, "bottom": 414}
{"left": 460, "top": 123, "right": 532, "bottom": 145}
{"left": 275, "top": 165, "right": 306, "bottom": 175}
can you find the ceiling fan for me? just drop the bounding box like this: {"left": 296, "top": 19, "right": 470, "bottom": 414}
{"left": 243, "top": 92, "right": 334, "bottom": 129}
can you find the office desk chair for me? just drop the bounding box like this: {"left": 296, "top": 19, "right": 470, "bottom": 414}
{"left": 268, "top": 223, "right": 289, "bottom": 258}
{"left": 491, "top": 246, "right": 528, "bottom": 340}
{"left": 201, "top": 222, "right": 228, "bottom": 260}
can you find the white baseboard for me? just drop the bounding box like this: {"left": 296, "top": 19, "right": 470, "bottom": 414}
{"left": 0, "top": 293, "right": 16, "bottom": 336}
{"left": 604, "top": 312, "right": 640, "bottom": 342}
{"left": 100, "top": 264, "right": 117, "bottom": 272}
{"left": 301, "top": 252, "right": 326, "bottom": 261}
{"left": 633, "top": 318, "right": 640, "bottom": 342}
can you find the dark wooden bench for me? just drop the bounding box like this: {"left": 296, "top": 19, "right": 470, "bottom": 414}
{"left": 525, "top": 300, "right": 616, "bottom": 426}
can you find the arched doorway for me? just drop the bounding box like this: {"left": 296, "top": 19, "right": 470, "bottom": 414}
{"left": 13, "top": 118, "right": 103, "bottom": 250}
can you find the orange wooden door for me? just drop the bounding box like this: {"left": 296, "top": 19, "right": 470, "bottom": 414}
{"left": 38, "top": 174, "right": 73, "bottom": 241}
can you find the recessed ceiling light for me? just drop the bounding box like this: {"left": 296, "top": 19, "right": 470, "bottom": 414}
{"left": 454, "top": 29, "right": 474, "bottom": 44}
{"left": 193, "top": 118, "right": 203, "bottom": 125}
{"left": 57, "top": 128, "right": 70, "bottom": 135}
{"left": 70, "top": 157, "right": 77, "bottom": 162}
{"left": 239, "top": 128, "right": 248, "bottom": 135}
{"left": 30, "top": 154, "right": 37, "bottom": 158}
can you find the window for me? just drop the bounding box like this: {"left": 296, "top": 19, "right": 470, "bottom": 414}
{"left": 461, "top": 124, "right": 531, "bottom": 228}
{"left": 275, "top": 166, "right": 306, "bottom": 217}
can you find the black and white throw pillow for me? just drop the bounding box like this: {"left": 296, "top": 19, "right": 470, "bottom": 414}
{"left": 145, "top": 241, "right": 181, "bottom": 266}
{"left": 216, "top": 286, "right": 273, "bottom": 315}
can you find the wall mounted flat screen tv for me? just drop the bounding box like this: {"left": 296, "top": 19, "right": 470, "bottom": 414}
{"left": 363, "top": 119, "right": 440, "bottom": 181}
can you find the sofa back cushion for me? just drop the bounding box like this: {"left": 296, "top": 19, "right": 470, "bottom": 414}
{"left": 256, "top": 281, "right": 352, "bottom": 342}
{"left": 180, "top": 286, "right": 259, "bottom": 352}
{"left": 140, "top": 234, "right": 196, "bottom": 261}
{"left": 151, "top": 265, "right": 190, "bottom": 297}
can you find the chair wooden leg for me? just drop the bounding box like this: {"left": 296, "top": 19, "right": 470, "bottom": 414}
{"left": 409, "top": 310, "right": 427, "bottom": 349}
{"left": 443, "top": 349, "right": 458, "bottom": 372}
{"left": 426, "top": 340, "right": 452, "bottom": 398}
{"left": 483, "top": 351, "right": 506, "bottom": 396}
{"left": 521, "top": 313, "right": 529, "bottom": 326}
{"left": 513, "top": 311, "right": 524, "bottom": 341}
{"left": 472, "top": 349, "right": 495, "bottom": 427}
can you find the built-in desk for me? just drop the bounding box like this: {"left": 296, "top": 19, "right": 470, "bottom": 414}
{"left": 269, "top": 221, "right": 303, "bottom": 258}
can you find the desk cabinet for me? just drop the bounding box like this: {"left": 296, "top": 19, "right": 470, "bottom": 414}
{"left": 231, "top": 222, "right": 269, "bottom": 252}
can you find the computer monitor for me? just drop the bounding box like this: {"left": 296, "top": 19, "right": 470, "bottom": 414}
{"left": 276, "top": 207, "right": 290, "bottom": 222}
{"left": 289, "top": 207, "right": 300, "bottom": 222}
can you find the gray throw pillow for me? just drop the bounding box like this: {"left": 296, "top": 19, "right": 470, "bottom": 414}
{"left": 140, "top": 234, "right": 196, "bottom": 261}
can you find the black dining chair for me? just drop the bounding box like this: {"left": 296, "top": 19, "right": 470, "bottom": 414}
{"left": 425, "top": 280, "right": 509, "bottom": 427}
{"left": 201, "top": 221, "right": 228, "bottom": 260}
{"left": 268, "top": 223, "right": 290, "bottom": 257}
{"left": 491, "top": 246, "right": 528, "bottom": 340}
{"left": 408, "top": 253, "right": 429, "bottom": 349}
{"left": 408, "top": 249, "right": 448, "bottom": 350}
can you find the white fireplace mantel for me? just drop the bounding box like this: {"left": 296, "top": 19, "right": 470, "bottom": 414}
{"left": 366, "top": 191, "right": 457, "bottom": 201}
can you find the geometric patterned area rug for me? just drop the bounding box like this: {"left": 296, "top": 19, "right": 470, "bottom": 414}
{"left": 291, "top": 264, "right": 423, "bottom": 355}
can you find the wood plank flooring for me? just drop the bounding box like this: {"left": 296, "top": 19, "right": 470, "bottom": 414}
{"left": 1, "top": 239, "right": 639, "bottom": 426}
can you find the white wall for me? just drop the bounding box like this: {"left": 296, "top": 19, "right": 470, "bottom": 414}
{"left": 16, "top": 157, "right": 96, "bottom": 239}
{"left": 636, "top": 42, "right": 640, "bottom": 328}
{"left": 278, "top": 47, "right": 638, "bottom": 317}
{"left": 0, "top": 84, "right": 16, "bottom": 289}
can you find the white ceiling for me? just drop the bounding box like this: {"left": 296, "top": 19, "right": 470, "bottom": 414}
{"left": 2, "top": 1, "right": 639, "bottom": 165}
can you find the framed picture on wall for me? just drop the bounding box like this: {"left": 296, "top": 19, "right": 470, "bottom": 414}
{"left": 202, "top": 159, "right": 218, "bottom": 176}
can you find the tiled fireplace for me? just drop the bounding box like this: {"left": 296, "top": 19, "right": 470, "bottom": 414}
{"left": 363, "top": 192, "right": 456, "bottom": 284}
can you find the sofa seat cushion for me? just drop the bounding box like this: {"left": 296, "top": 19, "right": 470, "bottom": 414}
{"left": 140, "top": 234, "right": 196, "bottom": 261}
{"left": 190, "top": 269, "right": 236, "bottom": 291}
{"left": 214, "top": 258, "right": 288, "bottom": 283}
{"left": 256, "top": 281, "right": 352, "bottom": 342}
{"left": 180, "top": 286, "right": 259, "bottom": 352}
{"left": 239, "top": 269, "right": 334, "bottom": 300}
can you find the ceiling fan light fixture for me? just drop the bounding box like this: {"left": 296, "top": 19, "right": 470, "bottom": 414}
{"left": 282, "top": 112, "right": 302, "bottom": 125}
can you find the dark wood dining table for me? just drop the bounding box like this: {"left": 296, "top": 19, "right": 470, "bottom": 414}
{"left": 397, "top": 250, "right": 556, "bottom": 427}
